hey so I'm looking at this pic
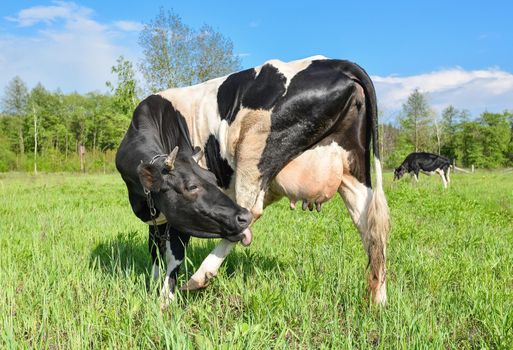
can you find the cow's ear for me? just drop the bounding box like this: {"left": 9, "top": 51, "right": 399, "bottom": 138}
{"left": 137, "top": 163, "right": 163, "bottom": 192}
{"left": 192, "top": 147, "right": 204, "bottom": 163}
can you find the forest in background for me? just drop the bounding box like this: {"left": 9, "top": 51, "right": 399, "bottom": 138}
{"left": 380, "top": 91, "right": 512, "bottom": 169}
{"left": 1, "top": 8, "right": 512, "bottom": 173}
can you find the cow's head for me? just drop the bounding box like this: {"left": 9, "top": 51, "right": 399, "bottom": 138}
{"left": 137, "top": 146, "right": 253, "bottom": 245}
{"left": 393, "top": 165, "right": 406, "bottom": 181}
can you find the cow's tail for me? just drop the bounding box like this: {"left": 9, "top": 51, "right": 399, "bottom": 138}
{"left": 351, "top": 62, "right": 391, "bottom": 251}
{"left": 350, "top": 63, "right": 390, "bottom": 304}
{"left": 338, "top": 61, "right": 391, "bottom": 304}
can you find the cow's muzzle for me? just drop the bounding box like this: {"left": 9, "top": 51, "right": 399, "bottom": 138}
{"left": 225, "top": 209, "right": 253, "bottom": 246}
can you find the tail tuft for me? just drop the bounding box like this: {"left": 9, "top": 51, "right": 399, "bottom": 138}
{"left": 367, "top": 156, "right": 390, "bottom": 241}
{"left": 366, "top": 156, "right": 390, "bottom": 305}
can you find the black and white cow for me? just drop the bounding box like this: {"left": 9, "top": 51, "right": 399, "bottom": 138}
{"left": 394, "top": 152, "right": 451, "bottom": 188}
{"left": 115, "top": 95, "right": 252, "bottom": 308}
{"left": 118, "top": 56, "right": 390, "bottom": 305}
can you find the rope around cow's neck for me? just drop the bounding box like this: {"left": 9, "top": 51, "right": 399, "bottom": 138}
{"left": 144, "top": 153, "right": 172, "bottom": 240}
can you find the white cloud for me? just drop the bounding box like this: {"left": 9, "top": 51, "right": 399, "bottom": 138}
{"left": 249, "top": 20, "right": 260, "bottom": 28}
{"left": 0, "top": 2, "right": 141, "bottom": 94}
{"left": 6, "top": 1, "right": 92, "bottom": 27}
{"left": 373, "top": 68, "right": 513, "bottom": 117}
{"left": 113, "top": 20, "right": 143, "bottom": 32}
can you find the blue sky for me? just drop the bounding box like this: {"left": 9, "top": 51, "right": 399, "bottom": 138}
{"left": 1, "top": 1, "right": 512, "bottom": 119}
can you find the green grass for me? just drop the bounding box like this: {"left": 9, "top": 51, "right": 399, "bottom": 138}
{"left": 1, "top": 171, "right": 512, "bottom": 349}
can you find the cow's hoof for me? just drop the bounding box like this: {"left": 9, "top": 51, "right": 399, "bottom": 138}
{"left": 180, "top": 277, "right": 208, "bottom": 291}
{"left": 160, "top": 300, "right": 170, "bottom": 311}
{"left": 371, "top": 282, "right": 387, "bottom": 306}
{"left": 159, "top": 294, "right": 174, "bottom": 311}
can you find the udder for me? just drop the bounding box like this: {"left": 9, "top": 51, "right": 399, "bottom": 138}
{"left": 267, "top": 142, "right": 344, "bottom": 212}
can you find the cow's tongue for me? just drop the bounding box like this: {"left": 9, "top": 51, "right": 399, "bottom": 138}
{"left": 240, "top": 228, "right": 252, "bottom": 246}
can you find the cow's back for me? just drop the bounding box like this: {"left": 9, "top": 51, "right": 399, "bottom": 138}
{"left": 156, "top": 57, "right": 376, "bottom": 197}
{"left": 226, "top": 59, "right": 373, "bottom": 188}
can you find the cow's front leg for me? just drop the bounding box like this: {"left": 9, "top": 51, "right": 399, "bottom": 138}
{"left": 157, "top": 226, "right": 190, "bottom": 310}
{"left": 181, "top": 239, "right": 237, "bottom": 291}
{"left": 149, "top": 224, "right": 162, "bottom": 281}
{"left": 182, "top": 109, "right": 270, "bottom": 290}
{"left": 182, "top": 169, "right": 266, "bottom": 291}
{"left": 181, "top": 186, "right": 266, "bottom": 291}
{"left": 436, "top": 169, "right": 448, "bottom": 189}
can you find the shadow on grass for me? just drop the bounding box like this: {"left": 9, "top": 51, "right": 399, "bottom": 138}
{"left": 90, "top": 231, "right": 150, "bottom": 277}
{"left": 89, "top": 230, "right": 284, "bottom": 285}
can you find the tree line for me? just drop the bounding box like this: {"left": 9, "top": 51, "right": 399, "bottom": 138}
{"left": 0, "top": 8, "right": 511, "bottom": 172}
{"left": 0, "top": 8, "right": 240, "bottom": 173}
{"left": 381, "top": 89, "right": 513, "bottom": 169}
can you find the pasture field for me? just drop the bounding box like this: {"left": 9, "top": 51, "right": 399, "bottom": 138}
{"left": 1, "top": 171, "right": 512, "bottom": 349}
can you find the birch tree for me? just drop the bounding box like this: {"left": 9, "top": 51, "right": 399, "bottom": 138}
{"left": 1, "top": 76, "right": 28, "bottom": 155}
{"left": 138, "top": 8, "right": 241, "bottom": 92}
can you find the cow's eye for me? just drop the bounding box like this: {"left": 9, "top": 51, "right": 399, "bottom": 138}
{"left": 186, "top": 184, "right": 198, "bottom": 192}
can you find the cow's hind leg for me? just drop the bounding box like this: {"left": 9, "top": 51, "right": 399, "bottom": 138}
{"left": 338, "top": 169, "right": 389, "bottom": 305}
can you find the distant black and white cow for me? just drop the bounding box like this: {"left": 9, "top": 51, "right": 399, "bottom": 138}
{"left": 394, "top": 152, "right": 451, "bottom": 188}
{"left": 118, "top": 56, "right": 390, "bottom": 306}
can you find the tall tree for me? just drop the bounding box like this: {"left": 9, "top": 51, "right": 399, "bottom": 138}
{"left": 28, "top": 86, "right": 66, "bottom": 154}
{"left": 460, "top": 120, "right": 484, "bottom": 167}
{"left": 195, "top": 24, "right": 241, "bottom": 82}
{"left": 480, "top": 112, "right": 510, "bottom": 167}
{"left": 379, "top": 122, "right": 401, "bottom": 167}
{"left": 106, "top": 56, "right": 139, "bottom": 116}
{"left": 399, "top": 89, "right": 433, "bottom": 152}
{"left": 105, "top": 56, "right": 140, "bottom": 152}
{"left": 1, "top": 76, "right": 29, "bottom": 155}
{"left": 28, "top": 83, "right": 56, "bottom": 173}
{"left": 440, "top": 106, "right": 469, "bottom": 162}
{"left": 433, "top": 113, "right": 442, "bottom": 155}
{"left": 67, "top": 93, "right": 89, "bottom": 156}
{"left": 138, "top": 8, "right": 241, "bottom": 92}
